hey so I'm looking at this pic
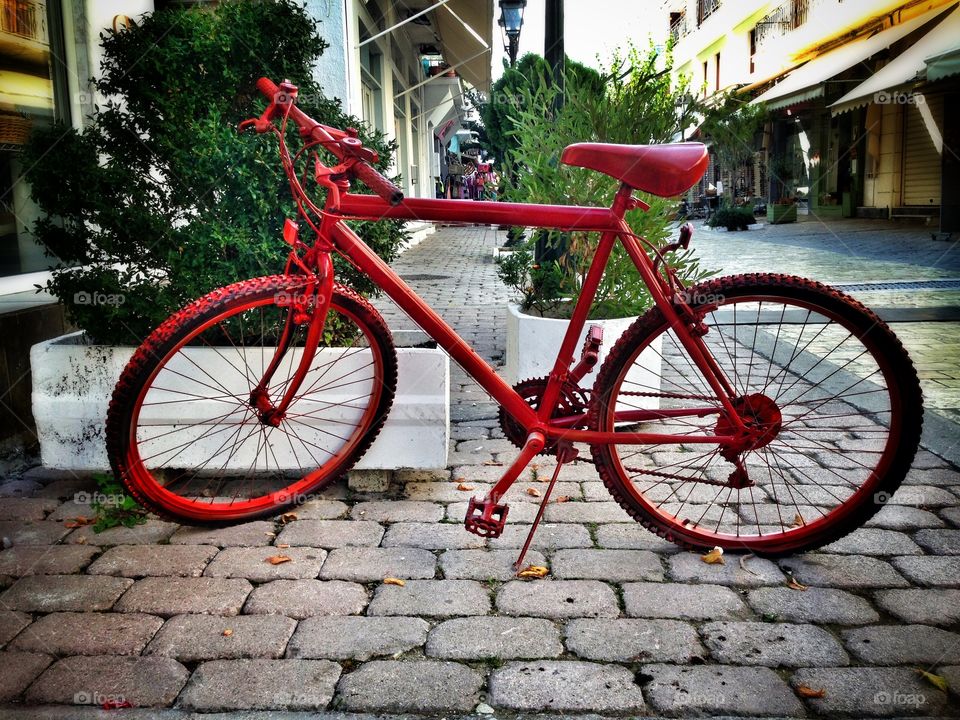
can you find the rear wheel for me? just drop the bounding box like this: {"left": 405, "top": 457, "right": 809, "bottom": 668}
{"left": 590, "top": 274, "right": 922, "bottom": 554}
{"left": 106, "top": 275, "right": 397, "bottom": 523}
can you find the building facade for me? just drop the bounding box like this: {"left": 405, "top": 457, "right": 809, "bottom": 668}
{"left": 664, "top": 0, "right": 958, "bottom": 226}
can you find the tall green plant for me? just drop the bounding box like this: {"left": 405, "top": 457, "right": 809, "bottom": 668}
{"left": 700, "top": 92, "right": 767, "bottom": 202}
{"left": 497, "top": 44, "right": 712, "bottom": 319}
{"left": 22, "top": 0, "right": 407, "bottom": 345}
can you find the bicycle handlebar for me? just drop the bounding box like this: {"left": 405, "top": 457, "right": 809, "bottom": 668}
{"left": 255, "top": 77, "right": 404, "bottom": 206}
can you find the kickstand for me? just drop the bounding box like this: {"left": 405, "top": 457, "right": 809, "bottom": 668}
{"left": 513, "top": 442, "right": 579, "bottom": 572}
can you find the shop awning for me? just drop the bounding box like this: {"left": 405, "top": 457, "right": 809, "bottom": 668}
{"left": 433, "top": 0, "right": 494, "bottom": 93}
{"left": 0, "top": 69, "right": 52, "bottom": 111}
{"left": 831, "top": 5, "right": 960, "bottom": 114}
{"left": 926, "top": 45, "right": 960, "bottom": 81}
{"left": 752, "top": 3, "right": 952, "bottom": 111}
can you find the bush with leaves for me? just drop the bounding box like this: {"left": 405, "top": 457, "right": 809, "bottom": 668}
{"left": 22, "top": 0, "right": 407, "bottom": 345}
{"left": 495, "top": 44, "right": 713, "bottom": 319}
{"left": 707, "top": 205, "right": 757, "bottom": 231}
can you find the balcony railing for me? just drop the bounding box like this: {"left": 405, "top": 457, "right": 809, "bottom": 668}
{"left": 669, "top": 13, "right": 690, "bottom": 43}
{"left": 754, "top": 0, "right": 827, "bottom": 50}
{"left": 1, "top": 0, "right": 47, "bottom": 44}
{"left": 697, "top": 0, "right": 721, "bottom": 26}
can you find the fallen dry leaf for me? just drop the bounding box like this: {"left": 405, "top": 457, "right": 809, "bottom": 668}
{"left": 279, "top": 512, "right": 297, "bottom": 524}
{"left": 482, "top": 460, "right": 503, "bottom": 466}
{"left": 526, "top": 487, "right": 541, "bottom": 497}
{"left": 76, "top": 536, "right": 87, "bottom": 545}
{"left": 916, "top": 669, "right": 949, "bottom": 692}
{"left": 702, "top": 546, "right": 725, "bottom": 565}
{"left": 222, "top": 628, "right": 233, "bottom": 637}
{"left": 457, "top": 482, "right": 475, "bottom": 491}
{"left": 265, "top": 555, "right": 292, "bottom": 565}
{"left": 516, "top": 565, "right": 550, "bottom": 579}
{"left": 64, "top": 516, "right": 94, "bottom": 528}
{"left": 796, "top": 685, "right": 826, "bottom": 699}
{"left": 383, "top": 577, "right": 406, "bottom": 587}
{"left": 555, "top": 496, "right": 571, "bottom": 503}
{"left": 786, "top": 576, "right": 809, "bottom": 591}
{"left": 739, "top": 553, "right": 760, "bottom": 576}
{"left": 276, "top": 543, "right": 290, "bottom": 549}
{"left": 790, "top": 513, "right": 805, "bottom": 528}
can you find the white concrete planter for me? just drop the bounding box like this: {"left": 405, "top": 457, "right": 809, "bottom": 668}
{"left": 31, "top": 332, "right": 449, "bottom": 472}
{"left": 504, "top": 304, "right": 662, "bottom": 407}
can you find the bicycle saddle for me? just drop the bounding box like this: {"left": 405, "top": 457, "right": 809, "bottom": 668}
{"left": 560, "top": 142, "right": 708, "bottom": 197}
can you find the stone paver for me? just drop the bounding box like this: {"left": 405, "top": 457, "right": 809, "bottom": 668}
{"left": 890, "top": 555, "right": 960, "bottom": 586}
{"left": 10, "top": 612, "right": 163, "bottom": 656}
{"left": 641, "top": 663, "right": 805, "bottom": 717}
{"left": 168, "top": 521, "right": 275, "bottom": 547}
{"left": 0, "top": 651, "right": 53, "bottom": 702}
{"left": 367, "top": 579, "right": 490, "bottom": 616}
{"left": 203, "top": 546, "right": 327, "bottom": 581}
{"left": 0, "top": 575, "right": 132, "bottom": 612}
{"left": 426, "top": 616, "right": 562, "bottom": 660}
{"left": 145, "top": 614, "right": 296, "bottom": 661}
{"left": 551, "top": 548, "right": 664, "bottom": 581}
{"left": 178, "top": 659, "right": 340, "bottom": 711}
{"left": 843, "top": 625, "right": 960, "bottom": 664}
{"left": 25, "top": 655, "right": 188, "bottom": 707}
{"left": 113, "top": 577, "right": 251, "bottom": 617}
{"left": 594, "top": 522, "right": 682, "bottom": 551}
{"left": 822, "top": 528, "right": 923, "bottom": 555}
{"left": 0, "top": 545, "right": 99, "bottom": 575}
{"left": 351, "top": 500, "right": 443, "bottom": 522}
{"left": 874, "top": 588, "right": 960, "bottom": 625}
{"left": 791, "top": 667, "right": 949, "bottom": 717}
{"left": 912, "top": 528, "right": 960, "bottom": 554}
{"left": 292, "top": 499, "right": 349, "bottom": 520}
{"left": 0, "top": 520, "right": 70, "bottom": 545}
{"left": 439, "top": 548, "right": 547, "bottom": 580}
{"left": 0, "top": 497, "right": 57, "bottom": 520}
{"left": 381, "top": 521, "right": 485, "bottom": 549}
{"left": 276, "top": 519, "right": 385, "bottom": 548}
{"left": 335, "top": 659, "right": 483, "bottom": 713}
{"left": 86, "top": 544, "right": 218, "bottom": 577}
{"left": 0, "top": 610, "right": 31, "bottom": 647}
{"left": 701, "top": 620, "right": 849, "bottom": 667}
{"left": 668, "top": 551, "right": 786, "bottom": 586}
{"left": 866, "top": 504, "right": 946, "bottom": 530}
{"left": 623, "top": 582, "right": 750, "bottom": 619}
{"left": 779, "top": 554, "right": 910, "bottom": 588}
{"left": 488, "top": 523, "right": 592, "bottom": 549}
{"left": 288, "top": 616, "right": 428, "bottom": 660}
{"left": 319, "top": 547, "right": 436, "bottom": 581}
{"left": 496, "top": 580, "right": 619, "bottom": 618}
{"left": 566, "top": 618, "right": 704, "bottom": 663}
{"left": 488, "top": 660, "right": 646, "bottom": 713}
{"left": 747, "top": 586, "right": 880, "bottom": 625}
{"left": 66, "top": 519, "right": 178, "bottom": 546}
{"left": 244, "top": 579, "right": 368, "bottom": 619}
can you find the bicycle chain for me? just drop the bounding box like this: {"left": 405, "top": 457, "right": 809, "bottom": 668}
{"left": 622, "top": 465, "right": 733, "bottom": 488}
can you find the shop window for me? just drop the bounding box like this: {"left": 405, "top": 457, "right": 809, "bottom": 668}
{"left": 359, "top": 30, "right": 384, "bottom": 132}
{"left": 1, "top": 0, "right": 68, "bottom": 277}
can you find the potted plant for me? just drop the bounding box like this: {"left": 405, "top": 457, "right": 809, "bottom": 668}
{"left": 25, "top": 0, "right": 447, "bottom": 473}
{"left": 490, "top": 45, "right": 713, "bottom": 384}
{"left": 767, "top": 155, "right": 798, "bottom": 224}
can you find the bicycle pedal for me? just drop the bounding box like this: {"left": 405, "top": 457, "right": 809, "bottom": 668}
{"left": 464, "top": 497, "right": 509, "bottom": 538}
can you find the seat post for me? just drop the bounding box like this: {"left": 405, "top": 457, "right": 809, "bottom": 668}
{"left": 611, "top": 182, "right": 635, "bottom": 219}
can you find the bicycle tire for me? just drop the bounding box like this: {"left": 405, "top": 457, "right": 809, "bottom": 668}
{"left": 106, "top": 275, "right": 397, "bottom": 524}
{"left": 589, "top": 273, "right": 922, "bottom": 554}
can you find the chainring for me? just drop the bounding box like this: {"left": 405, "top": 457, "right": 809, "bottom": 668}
{"left": 499, "top": 376, "right": 590, "bottom": 455}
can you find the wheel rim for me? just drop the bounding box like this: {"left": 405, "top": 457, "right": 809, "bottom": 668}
{"left": 123, "top": 291, "right": 385, "bottom": 519}
{"left": 600, "top": 289, "right": 902, "bottom": 552}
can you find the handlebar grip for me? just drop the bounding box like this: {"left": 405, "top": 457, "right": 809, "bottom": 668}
{"left": 353, "top": 161, "right": 404, "bottom": 206}
{"left": 256, "top": 77, "right": 279, "bottom": 100}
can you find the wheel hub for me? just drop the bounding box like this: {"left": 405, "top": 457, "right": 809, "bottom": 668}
{"left": 716, "top": 393, "right": 783, "bottom": 460}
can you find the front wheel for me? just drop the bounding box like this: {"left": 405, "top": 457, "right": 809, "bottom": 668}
{"left": 589, "top": 274, "right": 922, "bottom": 554}
{"left": 106, "top": 275, "right": 397, "bottom": 524}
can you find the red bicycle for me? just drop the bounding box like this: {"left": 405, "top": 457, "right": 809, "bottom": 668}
{"left": 106, "top": 78, "right": 923, "bottom": 557}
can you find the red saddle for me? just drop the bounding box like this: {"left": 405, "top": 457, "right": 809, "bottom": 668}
{"left": 560, "top": 142, "right": 708, "bottom": 197}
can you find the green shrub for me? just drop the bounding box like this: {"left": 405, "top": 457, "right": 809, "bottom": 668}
{"left": 707, "top": 205, "right": 757, "bottom": 231}
{"left": 22, "top": 0, "right": 407, "bottom": 345}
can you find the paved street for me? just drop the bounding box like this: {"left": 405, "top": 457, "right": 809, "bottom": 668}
{"left": 0, "top": 218, "right": 959, "bottom": 717}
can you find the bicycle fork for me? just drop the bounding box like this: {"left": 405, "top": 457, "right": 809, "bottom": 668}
{"left": 250, "top": 241, "right": 335, "bottom": 427}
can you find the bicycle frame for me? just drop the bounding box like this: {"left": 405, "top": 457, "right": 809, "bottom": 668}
{"left": 323, "top": 186, "right": 746, "bottom": 453}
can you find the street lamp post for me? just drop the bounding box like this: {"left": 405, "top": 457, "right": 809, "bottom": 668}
{"left": 498, "top": 0, "right": 526, "bottom": 67}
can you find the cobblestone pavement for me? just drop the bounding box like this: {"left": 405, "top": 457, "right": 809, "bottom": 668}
{"left": 0, "top": 219, "right": 959, "bottom": 718}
